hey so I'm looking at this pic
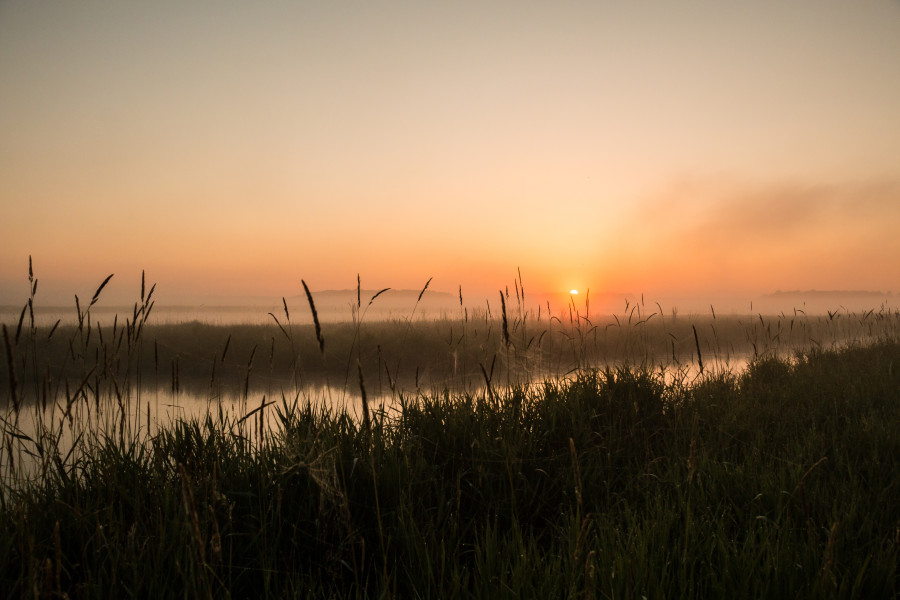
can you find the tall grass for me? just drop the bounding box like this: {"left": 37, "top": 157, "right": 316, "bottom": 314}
{"left": 2, "top": 266, "right": 900, "bottom": 598}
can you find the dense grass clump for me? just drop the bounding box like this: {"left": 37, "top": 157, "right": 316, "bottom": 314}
{"left": 3, "top": 340, "right": 900, "bottom": 598}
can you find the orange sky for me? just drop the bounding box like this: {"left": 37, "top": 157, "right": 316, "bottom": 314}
{"left": 1, "top": 1, "right": 899, "bottom": 309}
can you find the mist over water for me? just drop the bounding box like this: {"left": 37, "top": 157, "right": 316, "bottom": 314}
{"left": 2, "top": 287, "right": 895, "bottom": 328}
{"left": 0, "top": 288, "right": 463, "bottom": 327}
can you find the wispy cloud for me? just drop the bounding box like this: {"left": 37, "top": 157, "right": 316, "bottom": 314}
{"left": 621, "top": 176, "right": 900, "bottom": 293}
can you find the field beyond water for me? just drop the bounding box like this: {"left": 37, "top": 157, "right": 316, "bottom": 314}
{"left": 2, "top": 275, "right": 900, "bottom": 597}
{"left": 3, "top": 292, "right": 899, "bottom": 400}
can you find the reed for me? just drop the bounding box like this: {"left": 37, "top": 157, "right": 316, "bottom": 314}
{"left": 302, "top": 279, "right": 325, "bottom": 356}
{"left": 2, "top": 325, "right": 18, "bottom": 415}
{"left": 499, "top": 290, "right": 510, "bottom": 348}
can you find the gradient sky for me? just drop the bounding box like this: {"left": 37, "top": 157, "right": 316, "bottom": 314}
{"left": 2, "top": 1, "right": 899, "bottom": 307}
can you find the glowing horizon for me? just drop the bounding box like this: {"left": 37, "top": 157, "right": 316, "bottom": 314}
{"left": 2, "top": 2, "right": 899, "bottom": 308}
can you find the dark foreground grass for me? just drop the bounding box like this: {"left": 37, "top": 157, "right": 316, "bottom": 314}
{"left": 2, "top": 340, "right": 899, "bottom": 598}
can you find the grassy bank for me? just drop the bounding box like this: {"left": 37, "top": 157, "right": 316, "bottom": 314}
{"left": 2, "top": 339, "right": 900, "bottom": 598}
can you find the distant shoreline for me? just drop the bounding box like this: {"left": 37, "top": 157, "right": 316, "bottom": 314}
{"left": 2, "top": 289, "right": 897, "bottom": 327}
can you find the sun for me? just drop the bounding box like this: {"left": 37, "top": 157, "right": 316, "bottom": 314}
{"left": 569, "top": 289, "right": 579, "bottom": 295}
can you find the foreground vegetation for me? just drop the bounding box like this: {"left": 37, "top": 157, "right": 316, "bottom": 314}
{"left": 2, "top": 269, "right": 900, "bottom": 597}
{"left": 2, "top": 339, "right": 899, "bottom": 598}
